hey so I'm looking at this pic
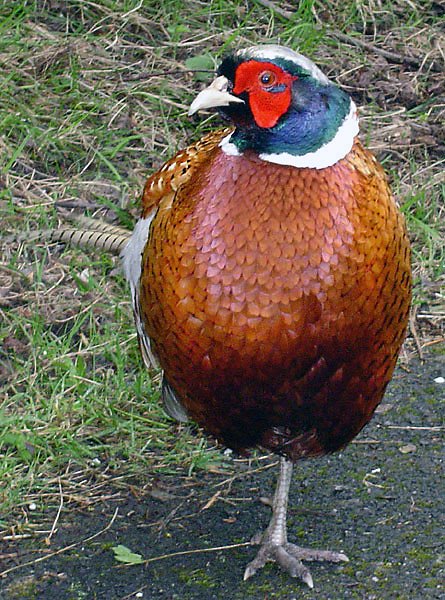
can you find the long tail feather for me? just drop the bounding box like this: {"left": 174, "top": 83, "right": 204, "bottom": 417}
{"left": 46, "top": 227, "right": 130, "bottom": 254}
{"left": 74, "top": 216, "right": 131, "bottom": 238}
{"left": 15, "top": 217, "right": 132, "bottom": 255}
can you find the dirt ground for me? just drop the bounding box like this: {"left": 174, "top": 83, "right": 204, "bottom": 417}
{"left": 1, "top": 350, "right": 443, "bottom": 600}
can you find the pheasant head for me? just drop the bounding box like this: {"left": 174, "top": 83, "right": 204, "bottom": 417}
{"left": 189, "top": 44, "right": 359, "bottom": 169}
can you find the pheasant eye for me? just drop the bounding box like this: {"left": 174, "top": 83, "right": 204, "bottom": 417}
{"left": 259, "top": 70, "right": 276, "bottom": 88}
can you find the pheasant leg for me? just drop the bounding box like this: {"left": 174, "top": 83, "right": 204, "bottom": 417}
{"left": 244, "top": 458, "right": 349, "bottom": 586}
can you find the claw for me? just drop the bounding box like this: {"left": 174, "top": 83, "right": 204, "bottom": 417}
{"left": 302, "top": 570, "right": 314, "bottom": 589}
{"left": 243, "top": 563, "right": 257, "bottom": 581}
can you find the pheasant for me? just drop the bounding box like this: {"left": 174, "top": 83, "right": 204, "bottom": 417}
{"left": 121, "top": 45, "right": 411, "bottom": 586}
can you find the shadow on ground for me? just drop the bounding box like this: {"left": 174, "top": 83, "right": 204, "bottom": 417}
{"left": 1, "top": 351, "right": 443, "bottom": 600}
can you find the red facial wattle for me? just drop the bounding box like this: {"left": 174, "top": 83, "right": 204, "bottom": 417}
{"left": 232, "top": 61, "right": 297, "bottom": 128}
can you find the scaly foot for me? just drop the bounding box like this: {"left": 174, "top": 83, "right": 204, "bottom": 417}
{"left": 244, "top": 537, "right": 349, "bottom": 587}
{"left": 243, "top": 458, "right": 349, "bottom": 586}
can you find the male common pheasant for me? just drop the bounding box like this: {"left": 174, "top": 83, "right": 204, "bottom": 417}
{"left": 122, "top": 45, "right": 411, "bottom": 586}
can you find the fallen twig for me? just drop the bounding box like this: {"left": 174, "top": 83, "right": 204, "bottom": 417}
{"left": 116, "top": 541, "right": 252, "bottom": 567}
{"left": 329, "top": 31, "right": 440, "bottom": 71}
{"left": 255, "top": 0, "right": 442, "bottom": 72}
{"left": 409, "top": 304, "right": 425, "bottom": 361}
{"left": 46, "top": 479, "right": 64, "bottom": 544}
{"left": 0, "top": 507, "right": 119, "bottom": 578}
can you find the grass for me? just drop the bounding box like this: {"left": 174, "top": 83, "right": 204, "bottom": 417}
{"left": 0, "top": 0, "right": 444, "bottom": 534}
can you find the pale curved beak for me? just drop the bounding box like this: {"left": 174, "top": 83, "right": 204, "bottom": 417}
{"left": 188, "top": 75, "right": 244, "bottom": 116}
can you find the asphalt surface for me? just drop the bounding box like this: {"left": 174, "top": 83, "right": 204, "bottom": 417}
{"left": 1, "top": 351, "right": 444, "bottom": 600}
